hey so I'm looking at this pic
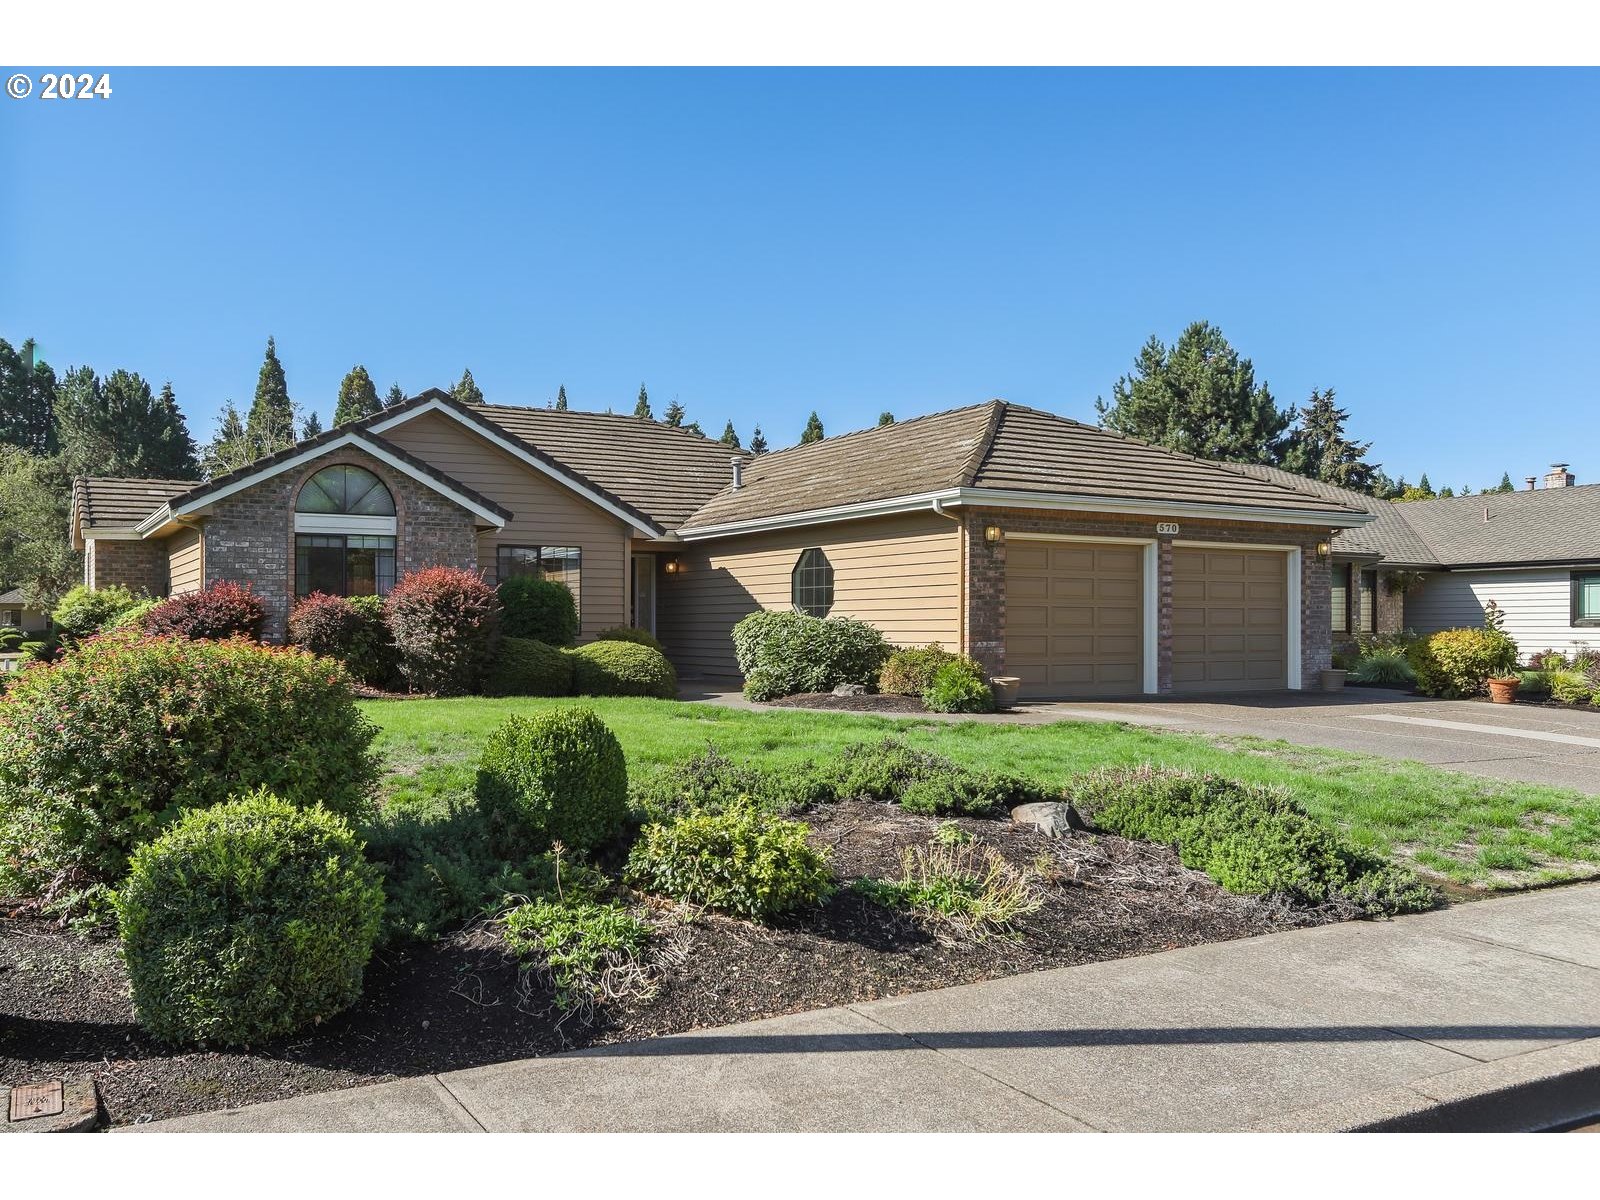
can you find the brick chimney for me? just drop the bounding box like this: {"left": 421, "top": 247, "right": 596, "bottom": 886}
{"left": 1543, "top": 462, "right": 1576, "bottom": 488}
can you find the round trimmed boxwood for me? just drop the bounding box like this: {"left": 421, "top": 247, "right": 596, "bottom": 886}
{"left": 594, "top": 625, "right": 667, "bottom": 654}
{"left": 484, "top": 637, "right": 575, "bottom": 697}
{"left": 570, "top": 640, "right": 677, "bottom": 699}
{"left": 114, "top": 791, "right": 384, "bottom": 1046}
{"left": 498, "top": 576, "right": 579, "bottom": 646}
{"left": 0, "top": 635, "right": 379, "bottom": 902}
{"left": 475, "top": 707, "right": 628, "bottom": 853}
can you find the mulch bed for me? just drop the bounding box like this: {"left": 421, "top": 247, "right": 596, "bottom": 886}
{"left": 1, "top": 800, "right": 1340, "bottom": 1128}
{"left": 767, "top": 692, "right": 932, "bottom": 713}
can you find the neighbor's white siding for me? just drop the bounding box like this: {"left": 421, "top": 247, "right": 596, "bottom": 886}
{"left": 1405, "top": 569, "right": 1593, "bottom": 658}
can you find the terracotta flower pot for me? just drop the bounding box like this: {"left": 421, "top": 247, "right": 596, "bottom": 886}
{"left": 1487, "top": 676, "right": 1520, "bottom": 704}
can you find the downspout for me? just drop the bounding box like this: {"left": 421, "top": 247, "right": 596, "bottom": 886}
{"left": 929, "top": 496, "right": 966, "bottom": 657}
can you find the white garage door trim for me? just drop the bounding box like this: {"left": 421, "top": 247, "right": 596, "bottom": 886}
{"left": 1172, "top": 541, "right": 1302, "bottom": 690}
{"left": 1007, "top": 533, "right": 1159, "bottom": 695}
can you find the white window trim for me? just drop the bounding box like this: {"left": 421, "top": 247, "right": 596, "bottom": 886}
{"left": 1171, "top": 540, "right": 1303, "bottom": 690}
{"left": 1006, "top": 532, "right": 1159, "bottom": 695}
{"left": 294, "top": 513, "right": 398, "bottom": 535}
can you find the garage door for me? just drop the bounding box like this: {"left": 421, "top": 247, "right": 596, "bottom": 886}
{"left": 1171, "top": 547, "right": 1288, "bottom": 692}
{"left": 1005, "top": 540, "right": 1144, "bottom": 698}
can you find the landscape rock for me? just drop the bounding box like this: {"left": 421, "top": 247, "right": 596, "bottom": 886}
{"left": 831, "top": 683, "right": 868, "bottom": 697}
{"left": 1009, "top": 801, "right": 1086, "bottom": 839}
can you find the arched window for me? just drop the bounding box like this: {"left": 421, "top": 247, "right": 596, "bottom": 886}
{"left": 294, "top": 465, "right": 397, "bottom": 598}
{"left": 791, "top": 547, "right": 834, "bottom": 617}
{"left": 295, "top": 465, "right": 396, "bottom": 515}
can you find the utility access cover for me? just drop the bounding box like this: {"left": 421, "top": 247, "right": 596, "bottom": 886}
{"left": 9, "top": 1081, "right": 64, "bottom": 1122}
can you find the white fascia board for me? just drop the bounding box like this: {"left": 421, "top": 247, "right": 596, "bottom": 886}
{"left": 141, "top": 432, "right": 509, "bottom": 535}
{"left": 677, "top": 487, "right": 1373, "bottom": 542}
{"left": 369, "top": 398, "right": 659, "bottom": 537}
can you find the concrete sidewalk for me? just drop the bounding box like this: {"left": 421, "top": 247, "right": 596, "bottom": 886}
{"left": 136, "top": 884, "right": 1600, "bottom": 1132}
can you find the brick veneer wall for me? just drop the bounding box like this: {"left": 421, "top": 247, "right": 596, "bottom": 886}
{"left": 86, "top": 538, "right": 169, "bottom": 596}
{"left": 201, "top": 449, "right": 481, "bottom": 641}
{"left": 1374, "top": 569, "right": 1407, "bottom": 635}
{"left": 959, "top": 506, "right": 1335, "bottom": 692}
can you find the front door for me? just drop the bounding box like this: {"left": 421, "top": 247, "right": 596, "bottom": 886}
{"left": 630, "top": 554, "right": 656, "bottom": 634}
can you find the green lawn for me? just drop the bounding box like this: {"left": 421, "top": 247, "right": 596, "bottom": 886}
{"left": 361, "top": 697, "right": 1600, "bottom": 890}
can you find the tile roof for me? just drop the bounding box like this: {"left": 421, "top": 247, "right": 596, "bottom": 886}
{"left": 73, "top": 477, "right": 196, "bottom": 533}
{"left": 1230, "top": 464, "right": 1442, "bottom": 566}
{"left": 1388, "top": 483, "right": 1600, "bottom": 566}
{"left": 679, "top": 400, "right": 1366, "bottom": 531}
{"left": 465, "top": 401, "right": 747, "bottom": 532}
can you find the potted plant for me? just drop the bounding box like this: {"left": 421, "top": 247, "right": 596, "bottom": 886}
{"left": 989, "top": 675, "right": 1022, "bottom": 709}
{"left": 1487, "top": 675, "right": 1520, "bottom": 704}
{"left": 1319, "top": 667, "right": 1347, "bottom": 692}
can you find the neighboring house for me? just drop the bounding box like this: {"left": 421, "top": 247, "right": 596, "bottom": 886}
{"left": 74, "top": 391, "right": 1377, "bottom": 699}
{"left": 1237, "top": 462, "right": 1600, "bottom": 659}
{"left": 0, "top": 587, "right": 50, "bottom": 636}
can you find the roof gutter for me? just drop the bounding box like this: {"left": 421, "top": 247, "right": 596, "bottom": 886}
{"left": 677, "top": 487, "right": 1373, "bottom": 542}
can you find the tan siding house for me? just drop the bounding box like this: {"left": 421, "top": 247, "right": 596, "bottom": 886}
{"left": 166, "top": 527, "right": 204, "bottom": 595}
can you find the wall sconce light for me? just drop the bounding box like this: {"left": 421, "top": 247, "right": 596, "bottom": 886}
{"left": 1315, "top": 541, "right": 1332, "bottom": 560}
{"left": 984, "top": 524, "right": 1002, "bottom": 545}
{"left": 663, "top": 558, "right": 682, "bottom": 575}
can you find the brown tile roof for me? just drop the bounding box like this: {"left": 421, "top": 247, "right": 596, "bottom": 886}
{"left": 679, "top": 400, "right": 1365, "bottom": 531}
{"left": 465, "top": 401, "right": 747, "bottom": 532}
{"left": 73, "top": 476, "right": 195, "bottom": 533}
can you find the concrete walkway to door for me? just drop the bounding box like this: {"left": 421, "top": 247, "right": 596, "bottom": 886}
{"left": 681, "top": 682, "right": 1600, "bottom": 795}
{"left": 132, "top": 884, "right": 1600, "bottom": 1132}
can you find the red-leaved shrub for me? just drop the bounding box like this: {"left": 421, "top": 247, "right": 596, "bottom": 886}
{"left": 143, "top": 581, "right": 267, "bottom": 641}
{"left": 288, "top": 592, "right": 398, "bottom": 688}
{"left": 384, "top": 567, "right": 499, "bottom": 695}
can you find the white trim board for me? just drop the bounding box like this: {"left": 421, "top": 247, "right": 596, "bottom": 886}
{"left": 369, "top": 398, "right": 659, "bottom": 537}
{"left": 293, "top": 513, "right": 398, "bottom": 535}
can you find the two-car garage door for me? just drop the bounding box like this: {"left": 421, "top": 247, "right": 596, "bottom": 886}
{"left": 1004, "top": 539, "right": 1289, "bottom": 698}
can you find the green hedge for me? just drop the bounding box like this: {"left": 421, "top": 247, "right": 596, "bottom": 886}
{"left": 732, "top": 610, "right": 891, "bottom": 701}
{"left": 1407, "top": 628, "right": 1519, "bottom": 698}
{"left": 595, "top": 625, "right": 666, "bottom": 654}
{"left": 570, "top": 640, "right": 677, "bottom": 699}
{"left": 879, "top": 644, "right": 958, "bottom": 696}
{"left": 116, "top": 791, "right": 383, "bottom": 1045}
{"left": 498, "top": 576, "right": 579, "bottom": 646}
{"left": 476, "top": 707, "right": 629, "bottom": 853}
{"left": 484, "top": 637, "right": 575, "bottom": 697}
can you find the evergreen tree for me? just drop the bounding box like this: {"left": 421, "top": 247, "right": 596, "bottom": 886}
{"left": 634, "top": 383, "right": 653, "bottom": 420}
{"left": 749, "top": 425, "right": 769, "bottom": 455}
{"left": 1095, "top": 321, "right": 1292, "bottom": 464}
{"left": 800, "top": 411, "right": 825, "bottom": 444}
{"left": 55, "top": 367, "right": 199, "bottom": 479}
{"left": 719, "top": 420, "right": 742, "bottom": 449}
{"left": 663, "top": 398, "right": 687, "bottom": 427}
{"left": 452, "top": 368, "right": 484, "bottom": 406}
{"left": 1397, "top": 473, "right": 1438, "bottom": 502}
{"left": 202, "top": 400, "right": 266, "bottom": 478}
{"left": 0, "top": 337, "right": 60, "bottom": 455}
{"left": 877, "top": 411, "right": 896, "bottom": 426}
{"left": 301, "top": 411, "right": 324, "bottom": 439}
{"left": 385, "top": 383, "right": 407, "bottom": 409}
{"left": 1488, "top": 472, "right": 1515, "bottom": 494}
{"left": 1279, "top": 388, "right": 1376, "bottom": 493}
{"left": 0, "top": 446, "right": 78, "bottom": 607}
{"left": 555, "top": 384, "right": 568, "bottom": 411}
{"left": 245, "top": 337, "right": 295, "bottom": 453}
{"left": 333, "top": 365, "right": 381, "bottom": 425}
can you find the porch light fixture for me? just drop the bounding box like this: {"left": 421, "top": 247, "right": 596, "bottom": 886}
{"left": 1315, "top": 540, "right": 1332, "bottom": 560}
{"left": 663, "top": 558, "right": 682, "bottom": 575}
{"left": 984, "top": 524, "right": 1002, "bottom": 544}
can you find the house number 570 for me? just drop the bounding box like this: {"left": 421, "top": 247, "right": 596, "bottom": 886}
{"left": 1156, "top": 522, "right": 1180, "bottom": 535}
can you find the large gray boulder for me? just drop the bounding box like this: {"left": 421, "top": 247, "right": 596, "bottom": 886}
{"left": 1009, "top": 801, "right": 1086, "bottom": 839}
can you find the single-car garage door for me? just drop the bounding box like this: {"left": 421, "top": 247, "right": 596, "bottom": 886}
{"left": 1171, "top": 547, "right": 1288, "bottom": 692}
{"left": 1005, "top": 540, "right": 1144, "bottom": 698}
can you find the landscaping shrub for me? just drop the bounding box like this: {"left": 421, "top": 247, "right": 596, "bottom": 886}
{"left": 498, "top": 576, "right": 578, "bottom": 646}
{"left": 502, "top": 897, "right": 653, "bottom": 1009}
{"left": 630, "top": 748, "right": 835, "bottom": 821}
{"left": 51, "top": 584, "right": 141, "bottom": 642}
{"left": 0, "top": 636, "right": 378, "bottom": 909}
{"left": 105, "top": 597, "right": 160, "bottom": 632}
{"left": 923, "top": 657, "right": 996, "bottom": 714}
{"left": 1407, "top": 627, "right": 1519, "bottom": 699}
{"left": 878, "top": 644, "right": 958, "bottom": 696}
{"left": 854, "top": 841, "right": 1041, "bottom": 937}
{"left": 1516, "top": 669, "right": 1552, "bottom": 697}
{"left": 114, "top": 791, "right": 383, "bottom": 1046}
{"left": 143, "top": 581, "right": 268, "bottom": 641}
{"left": 18, "top": 640, "right": 49, "bottom": 661}
{"left": 288, "top": 592, "right": 399, "bottom": 688}
{"left": 475, "top": 707, "right": 629, "bottom": 854}
{"left": 569, "top": 639, "right": 677, "bottom": 699}
{"left": 595, "top": 625, "right": 666, "bottom": 654}
{"left": 1064, "top": 765, "right": 1434, "bottom": 916}
{"left": 386, "top": 566, "right": 499, "bottom": 695}
{"left": 483, "top": 637, "right": 574, "bottom": 697}
{"left": 1550, "top": 671, "right": 1596, "bottom": 706}
{"left": 825, "top": 737, "right": 1047, "bottom": 814}
{"left": 1348, "top": 648, "right": 1417, "bottom": 687}
{"left": 0, "top": 625, "right": 23, "bottom": 652}
{"left": 731, "top": 610, "right": 890, "bottom": 701}
{"left": 625, "top": 800, "right": 834, "bottom": 919}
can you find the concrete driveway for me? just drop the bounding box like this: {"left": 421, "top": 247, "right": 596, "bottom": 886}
{"left": 1032, "top": 690, "right": 1600, "bottom": 794}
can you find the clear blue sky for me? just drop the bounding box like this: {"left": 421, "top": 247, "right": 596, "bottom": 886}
{"left": 3, "top": 68, "right": 1596, "bottom": 487}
